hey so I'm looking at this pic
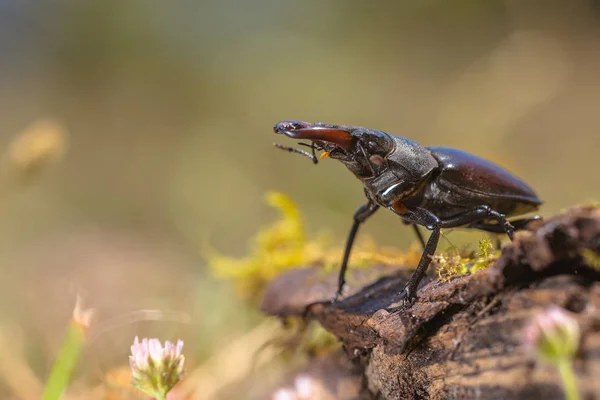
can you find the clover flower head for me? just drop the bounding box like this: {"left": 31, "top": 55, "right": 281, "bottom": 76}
{"left": 522, "top": 305, "right": 580, "bottom": 364}
{"left": 129, "top": 336, "right": 185, "bottom": 399}
{"left": 272, "top": 374, "right": 330, "bottom": 400}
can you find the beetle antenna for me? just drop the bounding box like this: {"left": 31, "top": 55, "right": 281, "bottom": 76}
{"left": 298, "top": 142, "right": 323, "bottom": 158}
{"left": 273, "top": 143, "right": 318, "bottom": 164}
{"left": 298, "top": 142, "right": 319, "bottom": 160}
{"left": 358, "top": 142, "right": 376, "bottom": 176}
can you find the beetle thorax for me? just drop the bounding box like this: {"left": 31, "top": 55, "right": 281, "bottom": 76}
{"left": 360, "top": 170, "right": 404, "bottom": 204}
{"left": 358, "top": 135, "right": 438, "bottom": 206}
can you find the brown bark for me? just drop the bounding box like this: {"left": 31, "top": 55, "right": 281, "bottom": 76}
{"left": 261, "top": 206, "right": 600, "bottom": 400}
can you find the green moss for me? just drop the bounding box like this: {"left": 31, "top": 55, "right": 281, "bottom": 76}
{"left": 299, "top": 320, "right": 341, "bottom": 356}
{"left": 436, "top": 239, "right": 500, "bottom": 282}
{"left": 581, "top": 248, "right": 600, "bottom": 270}
{"left": 257, "top": 317, "right": 340, "bottom": 361}
{"left": 204, "top": 191, "right": 308, "bottom": 301}
{"left": 205, "top": 191, "right": 420, "bottom": 301}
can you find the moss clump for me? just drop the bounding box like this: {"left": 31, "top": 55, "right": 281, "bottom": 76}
{"left": 435, "top": 239, "right": 500, "bottom": 282}
{"left": 274, "top": 317, "right": 341, "bottom": 358}
{"left": 205, "top": 192, "right": 307, "bottom": 301}
{"left": 581, "top": 249, "right": 600, "bottom": 270}
{"left": 205, "top": 191, "right": 421, "bottom": 302}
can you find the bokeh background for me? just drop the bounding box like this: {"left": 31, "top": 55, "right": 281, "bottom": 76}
{"left": 0, "top": 1, "right": 599, "bottom": 398}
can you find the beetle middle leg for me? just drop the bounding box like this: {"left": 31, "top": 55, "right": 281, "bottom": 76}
{"left": 394, "top": 207, "right": 442, "bottom": 304}
{"left": 333, "top": 201, "right": 380, "bottom": 302}
{"left": 397, "top": 205, "right": 517, "bottom": 304}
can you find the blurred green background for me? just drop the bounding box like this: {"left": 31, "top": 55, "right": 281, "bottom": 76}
{"left": 0, "top": 0, "right": 599, "bottom": 398}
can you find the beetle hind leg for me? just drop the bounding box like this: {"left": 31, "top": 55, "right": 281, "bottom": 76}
{"left": 469, "top": 215, "right": 542, "bottom": 248}
{"left": 435, "top": 206, "right": 516, "bottom": 240}
{"left": 469, "top": 215, "right": 542, "bottom": 241}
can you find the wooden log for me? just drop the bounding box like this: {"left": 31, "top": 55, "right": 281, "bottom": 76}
{"left": 261, "top": 206, "right": 600, "bottom": 399}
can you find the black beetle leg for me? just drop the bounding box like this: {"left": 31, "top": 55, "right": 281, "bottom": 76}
{"left": 511, "top": 215, "right": 542, "bottom": 230}
{"left": 471, "top": 215, "right": 542, "bottom": 249}
{"left": 333, "top": 201, "right": 379, "bottom": 302}
{"left": 396, "top": 205, "right": 518, "bottom": 305}
{"left": 437, "top": 205, "right": 515, "bottom": 240}
{"left": 404, "top": 224, "right": 441, "bottom": 305}
{"left": 390, "top": 207, "right": 442, "bottom": 305}
{"left": 470, "top": 215, "right": 542, "bottom": 235}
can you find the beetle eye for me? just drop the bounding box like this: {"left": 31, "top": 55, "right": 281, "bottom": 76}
{"left": 370, "top": 154, "right": 384, "bottom": 166}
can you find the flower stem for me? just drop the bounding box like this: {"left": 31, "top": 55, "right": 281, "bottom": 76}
{"left": 42, "top": 317, "right": 88, "bottom": 400}
{"left": 557, "top": 358, "right": 580, "bottom": 400}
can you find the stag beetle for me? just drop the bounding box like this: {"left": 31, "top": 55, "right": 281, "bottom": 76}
{"left": 273, "top": 120, "right": 542, "bottom": 304}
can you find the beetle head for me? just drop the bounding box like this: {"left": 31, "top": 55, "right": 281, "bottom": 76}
{"left": 273, "top": 120, "right": 394, "bottom": 178}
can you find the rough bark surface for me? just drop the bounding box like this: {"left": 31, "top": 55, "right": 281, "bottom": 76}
{"left": 261, "top": 206, "right": 600, "bottom": 400}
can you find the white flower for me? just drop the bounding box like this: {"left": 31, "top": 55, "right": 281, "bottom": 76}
{"left": 294, "top": 374, "right": 315, "bottom": 398}
{"left": 273, "top": 388, "right": 298, "bottom": 400}
{"left": 129, "top": 336, "right": 185, "bottom": 399}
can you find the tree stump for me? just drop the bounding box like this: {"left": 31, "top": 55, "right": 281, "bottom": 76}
{"left": 261, "top": 206, "right": 600, "bottom": 399}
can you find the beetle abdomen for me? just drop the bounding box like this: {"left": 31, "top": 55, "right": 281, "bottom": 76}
{"left": 426, "top": 146, "right": 542, "bottom": 217}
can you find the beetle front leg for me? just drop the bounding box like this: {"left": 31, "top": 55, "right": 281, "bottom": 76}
{"left": 333, "top": 201, "right": 379, "bottom": 302}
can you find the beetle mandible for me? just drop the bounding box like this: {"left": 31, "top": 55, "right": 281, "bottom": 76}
{"left": 273, "top": 120, "right": 542, "bottom": 304}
